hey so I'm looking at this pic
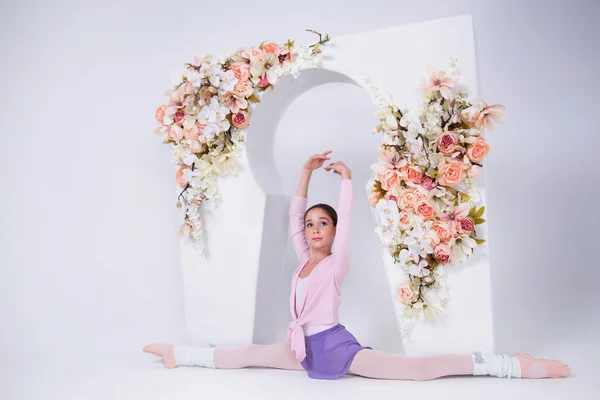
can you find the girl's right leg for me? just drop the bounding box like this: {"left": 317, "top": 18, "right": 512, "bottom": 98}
{"left": 143, "top": 343, "right": 304, "bottom": 371}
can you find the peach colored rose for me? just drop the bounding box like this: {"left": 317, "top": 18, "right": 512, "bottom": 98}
{"left": 380, "top": 170, "right": 400, "bottom": 191}
{"left": 467, "top": 165, "right": 481, "bottom": 179}
{"left": 185, "top": 139, "right": 203, "bottom": 153}
{"left": 426, "top": 228, "right": 441, "bottom": 247}
{"left": 232, "top": 110, "right": 250, "bottom": 128}
{"left": 431, "top": 221, "right": 453, "bottom": 244}
{"left": 184, "top": 123, "right": 199, "bottom": 140}
{"left": 438, "top": 161, "right": 465, "bottom": 187}
{"left": 456, "top": 216, "right": 475, "bottom": 236}
{"left": 176, "top": 166, "right": 189, "bottom": 186}
{"left": 155, "top": 105, "right": 166, "bottom": 124}
{"left": 437, "top": 131, "right": 459, "bottom": 155}
{"left": 413, "top": 187, "right": 428, "bottom": 201}
{"left": 406, "top": 166, "right": 424, "bottom": 184}
{"left": 369, "top": 190, "right": 383, "bottom": 206}
{"left": 466, "top": 137, "right": 489, "bottom": 163}
{"left": 262, "top": 42, "right": 280, "bottom": 54}
{"left": 415, "top": 199, "right": 435, "bottom": 220}
{"left": 434, "top": 244, "right": 453, "bottom": 264}
{"left": 399, "top": 192, "right": 417, "bottom": 211}
{"left": 396, "top": 281, "right": 416, "bottom": 305}
{"left": 398, "top": 211, "right": 411, "bottom": 228}
{"left": 230, "top": 62, "right": 250, "bottom": 82}
{"left": 233, "top": 80, "right": 254, "bottom": 98}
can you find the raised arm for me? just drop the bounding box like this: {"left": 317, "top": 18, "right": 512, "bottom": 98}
{"left": 289, "top": 151, "right": 332, "bottom": 262}
{"left": 324, "top": 161, "right": 353, "bottom": 281}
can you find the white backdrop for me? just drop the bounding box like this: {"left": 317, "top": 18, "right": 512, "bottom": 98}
{"left": 1, "top": 0, "right": 599, "bottom": 397}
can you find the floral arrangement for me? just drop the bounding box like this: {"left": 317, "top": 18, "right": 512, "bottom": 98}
{"left": 366, "top": 60, "right": 505, "bottom": 331}
{"left": 153, "top": 30, "right": 330, "bottom": 255}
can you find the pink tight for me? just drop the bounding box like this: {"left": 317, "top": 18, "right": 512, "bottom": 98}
{"left": 214, "top": 343, "right": 473, "bottom": 380}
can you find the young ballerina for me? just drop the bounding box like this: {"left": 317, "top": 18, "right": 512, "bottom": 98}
{"left": 144, "top": 150, "right": 571, "bottom": 381}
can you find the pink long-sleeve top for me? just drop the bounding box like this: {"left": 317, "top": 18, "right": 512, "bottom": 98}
{"left": 285, "top": 178, "right": 353, "bottom": 362}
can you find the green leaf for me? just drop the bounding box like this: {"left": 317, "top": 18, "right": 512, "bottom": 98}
{"left": 248, "top": 94, "right": 261, "bottom": 103}
{"left": 473, "top": 206, "right": 485, "bottom": 218}
{"left": 474, "top": 217, "right": 486, "bottom": 225}
{"left": 474, "top": 238, "right": 486, "bottom": 244}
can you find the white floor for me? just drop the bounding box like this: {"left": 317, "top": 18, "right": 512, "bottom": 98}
{"left": 3, "top": 352, "right": 595, "bottom": 400}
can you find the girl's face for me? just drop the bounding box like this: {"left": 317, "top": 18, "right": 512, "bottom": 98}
{"left": 304, "top": 208, "right": 336, "bottom": 250}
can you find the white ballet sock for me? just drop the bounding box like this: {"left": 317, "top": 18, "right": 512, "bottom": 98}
{"left": 472, "top": 351, "right": 522, "bottom": 378}
{"left": 173, "top": 346, "right": 216, "bottom": 368}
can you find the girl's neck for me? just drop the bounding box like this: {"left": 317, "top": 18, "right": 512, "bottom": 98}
{"left": 308, "top": 247, "right": 332, "bottom": 262}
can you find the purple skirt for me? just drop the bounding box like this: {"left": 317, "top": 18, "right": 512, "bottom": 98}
{"left": 300, "top": 324, "right": 372, "bottom": 380}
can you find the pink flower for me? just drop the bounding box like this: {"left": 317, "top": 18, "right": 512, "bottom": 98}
{"left": 371, "top": 147, "right": 405, "bottom": 175}
{"left": 174, "top": 109, "right": 186, "bottom": 127}
{"left": 424, "top": 70, "right": 457, "bottom": 99}
{"left": 232, "top": 110, "right": 250, "bottom": 128}
{"left": 176, "top": 166, "right": 189, "bottom": 186}
{"left": 221, "top": 92, "right": 248, "bottom": 114}
{"left": 431, "top": 221, "right": 453, "bottom": 244}
{"left": 398, "top": 211, "right": 411, "bottom": 229}
{"left": 420, "top": 176, "right": 437, "bottom": 191}
{"left": 466, "top": 137, "right": 490, "bottom": 163}
{"left": 185, "top": 139, "right": 203, "bottom": 153}
{"left": 230, "top": 62, "right": 251, "bottom": 82}
{"left": 456, "top": 216, "right": 475, "bottom": 236}
{"left": 472, "top": 100, "right": 506, "bottom": 131}
{"left": 437, "top": 161, "right": 465, "bottom": 187}
{"left": 406, "top": 166, "right": 423, "bottom": 184}
{"left": 262, "top": 42, "right": 281, "bottom": 54}
{"left": 183, "top": 123, "right": 200, "bottom": 140}
{"left": 433, "top": 244, "right": 453, "bottom": 264}
{"left": 168, "top": 126, "right": 184, "bottom": 142}
{"left": 258, "top": 73, "right": 270, "bottom": 88}
{"left": 440, "top": 203, "right": 470, "bottom": 233}
{"left": 278, "top": 49, "right": 292, "bottom": 63}
{"left": 177, "top": 221, "right": 193, "bottom": 238}
{"left": 437, "top": 131, "right": 459, "bottom": 156}
{"left": 155, "top": 105, "right": 166, "bottom": 124}
{"left": 368, "top": 185, "right": 383, "bottom": 206}
{"left": 399, "top": 191, "right": 417, "bottom": 212}
{"left": 415, "top": 199, "right": 435, "bottom": 220}
{"left": 396, "top": 281, "right": 416, "bottom": 305}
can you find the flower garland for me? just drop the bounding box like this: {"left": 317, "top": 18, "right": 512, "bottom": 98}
{"left": 366, "top": 59, "right": 505, "bottom": 333}
{"left": 154, "top": 30, "right": 330, "bottom": 256}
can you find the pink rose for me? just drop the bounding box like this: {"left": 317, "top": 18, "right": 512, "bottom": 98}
{"left": 415, "top": 199, "right": 435, "bottom": 220}
{"left": 466, "top": 137, "right": 489, "bottom": 163}
{"left": 406, "top": 166, "right": 423, "bottom": 184}
{"left": 399, "top": 192, "right": 417, "bottom": 212}
{"left": 155, "top": 105, "right": 166, "bottom": 124}
{"left": 431, "top": 221, "right": 453, "bottom": 244}
{"left": 380, "top": 170, "right": 400, "bottom": 191}
{"left": 230, "top": 62, "right": 250, "bottom": 82}
{"left": 434, "top": 244, "right": 453, "bottom": 264}
{"left": 258, "top": 73, "right": 269, "bottom": 88}
{"left": 420, "top": 176, "right": 435, "bottom": 190}
{"left": 233, "top": 80, "right": 254, "bottom": 98}
{"left": 232, "top": 110, "right": 250, "bottom": 128}
{"left": 174, "top": 109, "right": 186, "bottom": 126}
{"left": 199, "top": 86, "right": 215, "bottom": 103}
{"left": 426, "top": 229, "right": 441, "bottom": 247}
{"left": 185, "top": 139, "right": 203, "bottom": 153}
{"left": 176, "top": 166, "right": 189, "bottom": 186}
{"left": 396, "top": 281, "right": 416, "bottom": 305}
{"left": 456, "top": 216, "right": 475, "bottom": 236}
{"left": 184, "top": 123, "right": 199, "bottom": 140}
{"left": 438, "top": 161, "right": 465, "bottom": 187}
{"left": 262, "top": 42, "right": 280, "bottom": 54}
{"left": 413, "top": 187, "right": 428, "bottom": 201}
{"left": 437, "top": 131, "right": 459, "bottom": 155}
{"left": 278, "top": 49, "right": 292, "bottom": 63}
{"left": 383, "top": 191, "right": 397, "bottom": 204}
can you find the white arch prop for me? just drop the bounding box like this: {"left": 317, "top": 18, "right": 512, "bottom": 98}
{"left": 179, "top": 15, "right": 494, "bottom": 356}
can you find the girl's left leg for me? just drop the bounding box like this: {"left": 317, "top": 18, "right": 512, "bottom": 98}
{"left": 347, "top": 349, "right": 571, "bottom": 380}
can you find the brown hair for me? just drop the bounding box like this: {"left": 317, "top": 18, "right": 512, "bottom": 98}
{"left": 303, "top": 204, "right": 338, "bottom": 227}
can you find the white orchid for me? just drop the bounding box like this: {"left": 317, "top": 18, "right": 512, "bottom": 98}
{"left": 399, "top": 245, "right": 420, "bottom": 265}
{"left": 183, "top": 168, "right": 206, "bottom": 189}
{"left": 219, "top": 69, "right": 238, "bottom": 93}
{"left": 171, "top": 145, "right": 198, "bottom": 167}
{"left": 375, "top": 199, "right": 400, "bottom": 228}
{"left": 408, "top": 259, "right": 431, "bottom": 277}
{"left": 376, "top": 105, "right": 399, "bottom": 130}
